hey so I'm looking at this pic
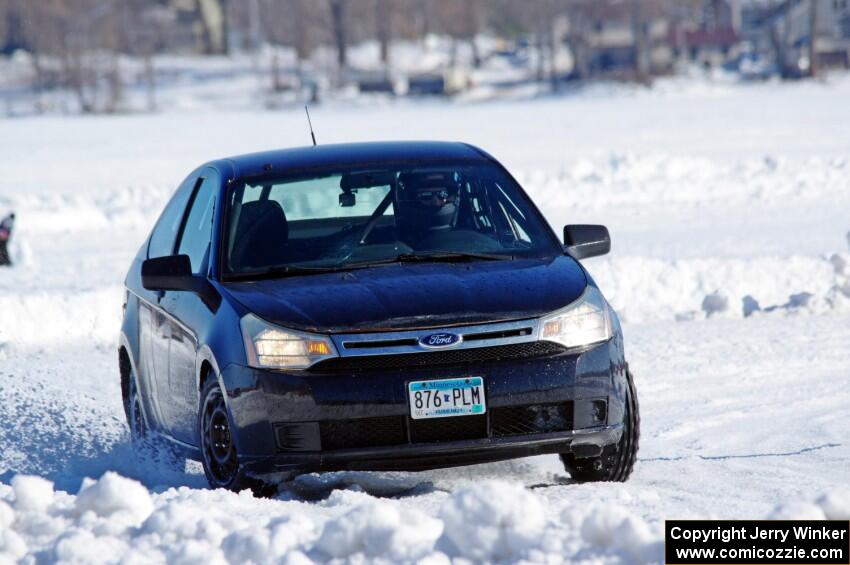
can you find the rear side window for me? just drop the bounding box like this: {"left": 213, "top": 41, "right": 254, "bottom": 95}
{"left": 148, "top": 176, "right": 198, "bottom": 259}
{"left": 176, "top": 172, "right": 219, "bottom": 274}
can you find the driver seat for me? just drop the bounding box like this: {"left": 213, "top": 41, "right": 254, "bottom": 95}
{"left": 230, "top": 200, "right": 289, "bottom": 271}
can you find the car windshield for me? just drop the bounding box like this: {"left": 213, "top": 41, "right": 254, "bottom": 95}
{"left": 223, "top": 160, "right": 559, "bottom": 277}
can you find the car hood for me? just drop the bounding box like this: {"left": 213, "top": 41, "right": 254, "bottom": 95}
{"left": 221, "top": 256, "right": 587, "bottom": 333}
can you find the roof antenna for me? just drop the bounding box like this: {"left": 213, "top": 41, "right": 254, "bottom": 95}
{"left": 304, "top": 105, "right": 317, "bottom": 146}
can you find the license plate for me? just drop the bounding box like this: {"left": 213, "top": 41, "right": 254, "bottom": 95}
{"left": 408, "top": 377, "right": 486, "bottom": 420}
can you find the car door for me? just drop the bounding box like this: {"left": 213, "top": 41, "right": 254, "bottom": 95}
{"left": 136, "top": 301, "right": 160, "bottom": 425}
{"left": 158, "top": 169, "right": 220, "bottom": 444}
{"left": 142, "top": 174, "right": 199, "bottom": 433}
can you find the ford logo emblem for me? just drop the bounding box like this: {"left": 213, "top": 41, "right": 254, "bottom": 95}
{"left": 418, "top": 332, "right": 462, "bottom": 349}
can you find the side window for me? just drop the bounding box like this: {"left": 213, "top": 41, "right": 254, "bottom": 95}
{"left": 148, "top": 177, "right": 197, "bottom": 259}
{"left": 176, "top": 172, "right": 218, "bottom": 274}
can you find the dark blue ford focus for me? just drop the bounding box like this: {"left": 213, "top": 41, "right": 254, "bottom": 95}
{"left": 118, "top": 141, "right": 639, "bottom": 492}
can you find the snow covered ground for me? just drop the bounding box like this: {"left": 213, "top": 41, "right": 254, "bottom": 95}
{"left": 1, "top": 75, "right": 849, "bottom": 563}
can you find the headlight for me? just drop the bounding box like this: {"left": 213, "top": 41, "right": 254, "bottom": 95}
{"left": 240, "top": 314, "right": 338, "bottom": 369}
{"left": 538, "top": 286, "right": 613, "bottom": 349}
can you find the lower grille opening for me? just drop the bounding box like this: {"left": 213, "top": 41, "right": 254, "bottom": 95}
{"left": 315, "top": 403, "right": 574, "bottom": 451}
{"left": 319, "top": 416, "right": 406, "bottom": 450}
{"left": 274, "top": 422, "right": 321, "bottom": 451}
{"left": 409, "top": 414, "right": 487, "bottom": 444}
{"left": 490, "top": 402, "right": 574, "bottom": 437}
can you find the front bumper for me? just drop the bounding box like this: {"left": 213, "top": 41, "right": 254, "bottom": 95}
{"left": 241, "top": 425, "right": 621, "bottom": 475}
{"left": 219, "top": 337, "right": 628, "bottom": 476}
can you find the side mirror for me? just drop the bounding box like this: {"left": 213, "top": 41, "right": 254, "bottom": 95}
{"left": 141, "top": 254, "right": 221, "bottom": 310}
{"left": 563, "top": 224, "right": 611, "bottom": 260}
{"left": 142, "top": 254, "right": 195, "bottom": 291}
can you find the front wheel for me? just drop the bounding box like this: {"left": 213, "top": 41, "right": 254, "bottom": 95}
{"left": 199, "top": 379, "right": 272, "bottom": 495}
{"left": 561, "top": 370, "right": 640, "bottom": 482}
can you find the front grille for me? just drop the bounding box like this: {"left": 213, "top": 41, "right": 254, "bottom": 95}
{"left": 319, "top": 416, "right": 406, "bottom": 450}
{"left": 311, "top": 341, "right": 566, "bottom": 372}
{"left": 343, "top": 337, "right": 418, "bottom": 349}
{"left": 409, "top": 415, "right": 487, "bottom": 444}
{"left": 462, "top": 327, "right": 533, "bottom": 342}
{"left": 491, "top": 402, "right": 574, "bottom": 437}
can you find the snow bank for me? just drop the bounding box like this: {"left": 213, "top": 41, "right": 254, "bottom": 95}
{"left": 769, "top": 490, "right": 850, "bottom": 520}
{"left": 577, "top": 504, "right": 663, "bottom": 564}
{"left": 593, "top": 253, "right": 850, "bottom": 324}
{"left": 520, "top": 154, "right": 849, "bottom": 211}
{"left": 0, "top": 286, "right": 123, "bottom": 345}
{"left": 2, "top": 473, "right": 847, "bottom": 564}
{"left": 2, "top": 184, "right": 165, "bottom": 236}
{"left": 315, "top": 499, "right": 442, "bottom": 561}
{"left": 439, "top": 480, "right": 544, "bottom": 561}
{"left": 74, "top": 472, "right": 153, "bottom": 522}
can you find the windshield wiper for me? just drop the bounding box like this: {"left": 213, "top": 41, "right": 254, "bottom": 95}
{"left": 395, "top": 251, "right": 513, "bottom": 263}
{"left": 227, "top": 252, "right": 515, "bottom": 281}
{"left": 225, "top": 264, "right": 347, "bottom": 281}
{"left": 345, "top": 252, "right": 514, "bottom": 268}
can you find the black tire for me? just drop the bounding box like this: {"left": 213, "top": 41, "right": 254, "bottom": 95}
{"left": 126, "top": 369, "right": 186, "bottom": 469}
{"left": 561, "top": 370, "right": 640, "bottom": 482}
{"left": 127, "top": 370, "right": 148, "bottom": 446}
{"left": 199, "top": 378, "right": 273, "bottom": 495}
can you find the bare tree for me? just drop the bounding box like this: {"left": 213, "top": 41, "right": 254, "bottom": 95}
{"left": 431, "top": 0, "right": 484, "bottom": 68}
{"left": 19, "top": 0, "right": 129, "bottom": 114}
{"left": 375, "top": 0, "right": 391, "bottom": 66}
{"left": 769, "top": 7, "right": 792, "bottom": 78}
{"left": 631, "top": 0, "right": 651, "bottom": 83}
{"left": 516, "top": 0, "right": 568, "bottom": 86}
{"left": 759, "top": 0, "right": 802, "bottom": 79}
{"left": 122, "top": 0, "right": 173, "bottom": 112}
{"left": 257, "top": 0, "right": 327, "bottom": 98}
{"left": 328, "top": 0, "right": 348, "bottom": 68}
{"left": 808, "top": 0, "right": 818, "bottom": 78}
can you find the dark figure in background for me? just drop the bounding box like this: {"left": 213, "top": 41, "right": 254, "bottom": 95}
{"left": 0, "top": 212, "right": 15, "bottom": 266}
